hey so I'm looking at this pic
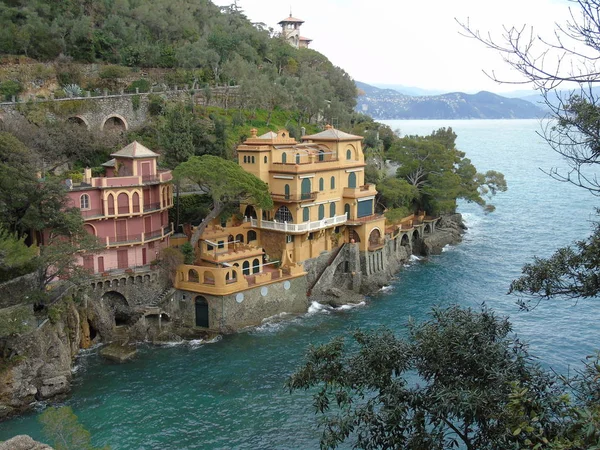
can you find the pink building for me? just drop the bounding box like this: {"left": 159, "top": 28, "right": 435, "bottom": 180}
{"left": 66, "top": 142, "right": 174, "bottom": 274}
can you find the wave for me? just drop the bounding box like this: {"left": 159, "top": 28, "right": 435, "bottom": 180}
{"left": 441, "top": 244, "right": 453, "bottom": 253}
{"left": 409, "top": 255, "right": 422, "bottom": 262}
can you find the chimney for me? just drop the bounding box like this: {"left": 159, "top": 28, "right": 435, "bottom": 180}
{"left": 84, "top": 167, "right": 92, "bottom": 184}
{"left": 250, "top": 128, "right": 258, "bottom": 138}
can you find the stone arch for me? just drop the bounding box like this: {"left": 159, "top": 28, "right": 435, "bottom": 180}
{"left": 102, "top": 114, "right": 128, "bottom": 132}
{"left": 102, "top": 291, "right": 130, "bottom": 326}
{"left": 368, "top": 228, "right": 382, "bottom": 248}
{"left": 188, "top": 269, "right": 199, "bottom": 282}
{"left": 244, "top": 205, "right": 257, "bottom": 219}
{"left": 424, "top": 223, "right": 432, "bottom": 234}
{"left": 348, "top": 229, "right": 361, "bottom": 243}
{"left": 194, "top": 296, "right": 209, "bottom": 328}
{"left": 412, "top": 229, "right": 420, "bottom": 245}
{"left": 401, "top": 233, "right": 410, "bottom": 247}
{"left": 67, "top": 116, "right": 89, "bottom": 129}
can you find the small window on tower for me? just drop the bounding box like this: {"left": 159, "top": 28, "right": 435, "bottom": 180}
{"left": 80, "top": 194, "right": 90, "bottom": 209}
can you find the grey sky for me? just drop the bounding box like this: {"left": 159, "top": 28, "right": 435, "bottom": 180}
{"left": 213, "top": 0, "right": 572, "bottom": 93}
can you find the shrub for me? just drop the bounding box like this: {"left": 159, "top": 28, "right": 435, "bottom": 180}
{"left": 180, "top": 242, "right": 195, "bottom": 264}
{"left": 147, "top": 94, "right": 165, "bottom": 116}
{"left": 62, "top": 84, "right": 83, "bottom": 97}
{"left": 125, "top": 78, "right": 151, "bottom": 93}
{"left": 0, "top": 80, "right": 23, "bottom": 101}
{"left": 98, "top": 65, "right": 130, "bottom": 80}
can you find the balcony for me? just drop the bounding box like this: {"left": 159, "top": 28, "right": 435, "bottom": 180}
{"left": 270, "top": 192, "right": 318, "bottom": 203}
{"left": 346, "top": 213, "right": 385, "bottom": 225}
{"left": 343, "top": 184, "right": 377, "bottom": 199}
{"left": 81, "top": 208, "right": 104, "bottom": 219}
{"left": 105, "top": 223, "right": 174, "bottom": 247}
{"left": 251, "top": 213, "right": 347, "bottom": 234}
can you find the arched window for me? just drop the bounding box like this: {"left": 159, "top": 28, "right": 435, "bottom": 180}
{"left": 318, "top": 204, "right": 325, "bottom": 220}
{"left": 346, "top": 149, "right": 352, "bottom": 160}
{"left": 348, "top": 172, "right": 357, "bottom": 188}
{"left": 264, "top": 156, "right": 267, "bottom": 163}
{"left": 236, "top": 233, "right": 244, "bottom": 243}
{"left": 251, "top": 156, "right": 255, "bottom": 163}
{"left": 247, "top": 230, "right": 257, "bottom": 242}
{"left": 80, "top": 194, "right": 90, "bottom": 209}
{"left": 188, "top": 269, "right": 199, "bottom": 282}
{"left": 252, "top": 258, "right": 260, "bottom": 274}
{"left": 303, "top": 207, "right": 310, "bottom": 222}
{"left": 330, "top": 176, "right": 336, "bottom": 189}
{"left": 295, "top": 153, "right": 301, "bottom": 164}
{"left": 318, "top": 150, "right": 325, "bottom": 162}
{"left": 301, "top": 178, "right": 311, "bottom": 200}
{"left": 243, "top": 155, "right": 247, "bottom": 163}
{"left": 319, "top": 178, "right": 324, "bottom": 191}
{"left": 330, "top": 202, "right": 336, "bottom": 217}
{"left": 242, "top": 261, "right": 250, "bottom": 275}
{"left": 282, "top": 152, "right": 287, "bottom": 164}
{"left": 284, "top": 184, "right": 290, "bottom": 200}
{"left": 275, "top": 206, "right": 293, "bottom": 222}
{"left": 344, "top": 203, "right": 351, "bottom": 218}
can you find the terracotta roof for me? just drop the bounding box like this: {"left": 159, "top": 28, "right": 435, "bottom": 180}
{"left": 111, "top": 141, "right": 159, "bottom": 159}
{"left": 278, "top": 16, "right": 304, "bottom": 24}
{"left": 101, "top": 158, "right": 116, "bottom": 167}
{"left": 302, "top": 126, "right": 363, "bottom": 142}
{"left": 299, "top": 36, "right": 312, "bottom": 42}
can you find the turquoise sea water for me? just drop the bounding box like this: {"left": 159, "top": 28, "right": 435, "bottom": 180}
{"left": 2, "top": 119, "right": 600, "bottom": 449}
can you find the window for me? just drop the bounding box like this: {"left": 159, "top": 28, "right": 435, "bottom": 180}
{"left": 344, "top": 203, "right": 351, "bottom": 218}
{"left": 264, "top": 156, "right": 268, "bottom": 163}
{"left": 243, "top": 155, "right": 247, "bottom": 163}
{"left": 252, "top": 258, "right": 260, "bottom": 274}
{"left": 295, "top": 153, "right": 301, "bottom": 164}
{"left": 330, "top": 176, "right": 336, "bottom": 189}
{"left": 248, "top": 230, "right": 257, "bottom": 241}
{"left": 319, "top": 178, "right": 324, "bottom": 191}
{"left": 308, "top": 232, "right": 314, "bottom": 240}
{"left": 346, "top": 149, "right": 352, "bottom": 160}
{"left": 80, "top": 194, "right": 90, "bottom": 209}
{"left": 330, "top": 202, "right": 336, "bottom": 217}
{"left": 318, "top": 150, "right": 324, "bottom": 162}
{"left": 217, "top": 240, "right": 225, "bottom": 249}
{"left": 207, "top": 243, "right": 214, "bottom": 251}
{"left": 318, "top": 204, "right": 325, "bottom": 220}
{"left": 242, "top": 261, "right": 250, "bottom": 275}
{"left": 251, "top": 156, "right": 255, "bottom": 163}
{"left": 286, "top": 235, "right": 293, "bottom": 243}
{"left": 282, "top": 152, "right": 287, "bottom": 163}
{"left": 303, "top": 207, "right": 310, "bottom": 222}
{"left": 284, "top": 184, "right": 290, "bottom": 200}
{"left": 275, "top": 206, "right": 293, "bottom": 223}
{"left": 348, "top": 172, "right": 357, "bottom": 188}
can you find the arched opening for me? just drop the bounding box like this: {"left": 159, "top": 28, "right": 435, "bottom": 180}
{"left": 188, "top": 269, "right": 199, "bottom": 282}
{"left": 284, "top": 184, "right": 290, "bottom": 200}
{"left": 247, "top": 230, "right": 257, "bottom": 242}
{"left": 303, "top": 207, "right": 310, "bottom": 222}
{"left": 203, "top": 271, "right": 215, "bottom": 285}
{"left": 107, "top": 194, "right": 115, "bottom": 215}
{"left": 412, "top": 229, "right": 420, "bottom": 245}
{"left": 401, "top": 234, "right": 410, "bottom": 247}
{"left": 275, "top": 206, "right": 293, "bottom": 222}
{"left": 102, "top": 115, "right": 127, "bottom": 132}
{"left": 344, "top": 203, "right": 351, "bottom": 218}
{"left": 319, "top": 178, "right": 324, "bottom": 191}
{"left": 244, "top": 205, "right": 257, "bottom": 219}
{"left": 295, "top": 153, "right": 301, "bottom": 164}
{"left": 346, "top": 149, "right": 352, "bottom": 160}
{"left": 369, "top": 228, "right": 382, "bottom": 248}
{"left": 318, "top": 204, "right": 325, "bottom": 220}
{"left": 236, "top": 233, "right": 244, "bottom": 243}
{"left": 252, "top": 258, "right": 260, "bottom": 274}
{"left": 83, "top": 224, "right": 96, "bottom": 236}
{"left": 67, "top": 116, "right": 87, "bottom": 128}
{"left": 348, "top": 172, "right": 357, "bottom": 188}
{"left": 132, "top": 192, "right": 140, "bottom": 213}
{"left": 242, "top": 261, "right": 250, "bottom": 275}
{"left": 228, "top": 234, "right": 235, "bottom": 249}
{"left": 318, "top": 150, "right": 325, "bottom": 161}
{"left": 348, "top": 229, "right": 361, "bottom": 243}
{"left": 226, "top": 270, "right": 237, "bottom": 283}
{"left": 301, "top": 178, "right": 311, "bottom": 199}
{"left": 330, "top": 202, "right": 336, "bottom": 217}
{"left": 195, "top": 296, "right": 209, "bottom": 328}
{"left": 117, "top": 192, "right": 129, "bottom": 214}
{"left": 80, "top": 194, "right": 90, "bottom": 209}
{"left": 282, "top": 152, "right": 287, "bottom": 164}
{"left": 330, "top": 176, "right": 336, "bottom": 189}
{"left": 264, "top": 156, "right": 268, "bottom": 163}
{"left": 424, "top": 223, "right": 432, "bottom": 234}
{"left": 102, "top": 291, "right": 130, "bottom": 327}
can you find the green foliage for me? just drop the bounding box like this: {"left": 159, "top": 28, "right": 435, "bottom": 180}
{"left": 0, "top": 80, "right": 22, "bottom": 101}
{"left": 384, "top": 207, "right": 412, "bottom": 224}
{"left": 39, "top": 406, "right": 109, "bottom": 450}
{"left": 98, "top": 65, "right": 130, "bottom": 80}
{"left": 180, "top": 242, "right": 195, "bottom": 265}
{"left": 377, "top": 177, "right": 419, "bottom": 210}
{"left": 131, "top": 94, "right": 141, "bottom": 111}
{"left": 170, "top": 193, "right": 211, "bottom": 225}
{"left": 125, "top": 79, "right": 151, "bottom": 94}
{"left": 0, "top": 227, "right": 37, "bottom": 282}
{"left": 147, "top": 94, "right": 165, "bottom": 116}
{"left": 288, "top": 305, "right": 598, "bottom": 450}
{"left": 0, "top": 304, "right": 34, "bottom": 337}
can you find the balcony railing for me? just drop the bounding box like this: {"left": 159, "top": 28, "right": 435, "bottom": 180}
{"left": 270, "top": 192, "right": 318, "bottom": 203}
{"left": 106, "top": 223, "right": 174, "bottom": 247}
{"left": 251, "top": 213, "right": 347, "bottom": 234}
{"left": 142, "top": 175, "right": 160, "bottom": 183}
{"left": 81, "top": 208, "right": 104, "bottom": 219}
{"left": 144, "top": 202, "right": 161, "bottom": 212}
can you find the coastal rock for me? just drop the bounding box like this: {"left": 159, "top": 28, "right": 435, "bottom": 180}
{"left": 423, "top": 214, "right": 465, "bottom": 255}
{"left": 38, "top": 375, "right": 69, "bottom": 399}
{"left": 100, "top": 344, "right": 137, "bottom": 363}
{"left": 0, "top": 435, "right": 53, "bottom": 450}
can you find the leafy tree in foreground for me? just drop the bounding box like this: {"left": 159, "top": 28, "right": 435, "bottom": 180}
{"left": 173, "top": 155, "right": 273, "bottom": 247}
{"left": 287, "top": 305, "right": 600, "bottom": 450}
{"left": 39, "top": 406, "right": 109, "bottom": 450}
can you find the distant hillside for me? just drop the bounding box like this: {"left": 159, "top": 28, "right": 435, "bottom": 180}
{"left": 356, "top": 81, "right": 545, "bottom": 119}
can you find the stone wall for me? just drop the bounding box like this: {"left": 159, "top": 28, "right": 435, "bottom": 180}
{"left": 173, "top": 276, "right": 308, "bottom": 333}
{"left": 0, "top": 273, "right": 38, "bottom": 309}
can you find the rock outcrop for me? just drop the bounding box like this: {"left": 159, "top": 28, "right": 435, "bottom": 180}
{"left": 0, "top": 435, "right": 53, "bottom": 450}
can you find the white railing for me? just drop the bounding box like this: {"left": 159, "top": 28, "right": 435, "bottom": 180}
{"left": 251, "top": 214, "right": 347, "bottom": 233}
